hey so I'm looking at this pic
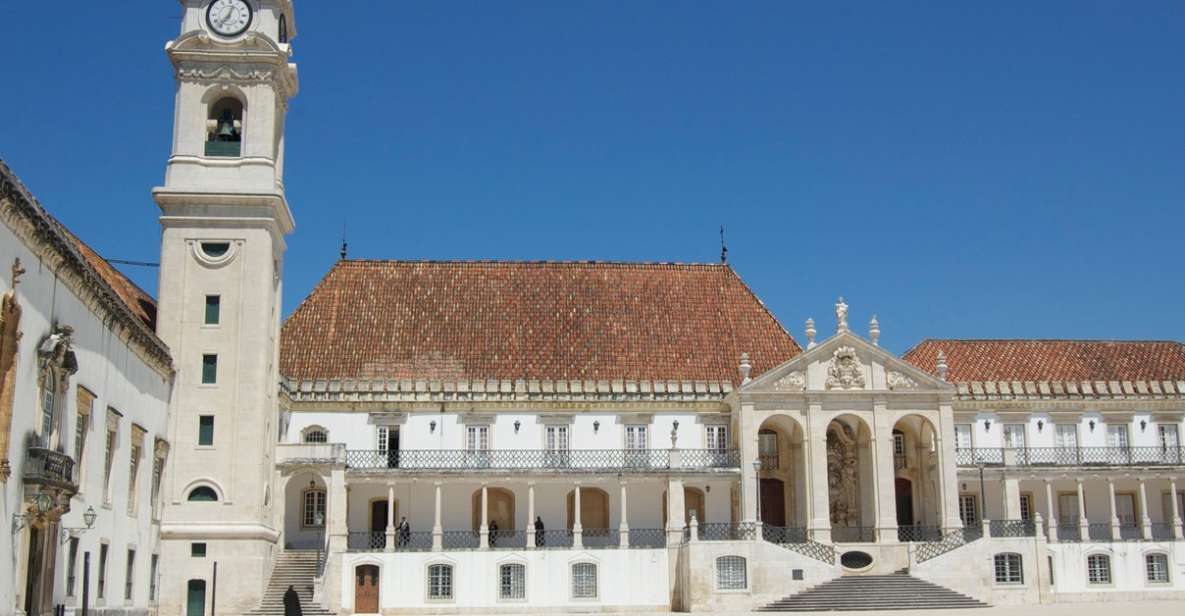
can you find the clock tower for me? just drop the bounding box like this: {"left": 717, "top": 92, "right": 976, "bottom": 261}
{"left": 152, "top": 2, "right": 297, "bottom": 615}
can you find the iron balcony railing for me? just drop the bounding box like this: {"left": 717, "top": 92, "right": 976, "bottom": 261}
{"left": 759, "top": 453, "right": 779, "bottom": 470}
{"left": 488, "top": 530, "right": 527, "bottom": 549}
{"left": 898, "top": 525, "right": 943, "bottom": 542}
{"left": 987, "top": 519, "right": 1036, "bottom": 538}
{"left": 761, "top": 525, "right": 808, "bottom": 544}
{"left": 345, "top": 448, "right": 740, "bottom": 471}
{"left": 23, "top": 447, "right": 76, "bottom": 490}
{"left": 626, "top": 528, "right": 666, "bottom": 548}
{"left": 1150, "top": 523, "right": 1178, "bottom": 540}
{"left": 535, "top": 529, "right": 574, "bottom": 549}
{"left": 698, "top": 522, "right": 759, "bottom": 541}
{"left": 346, "top": 528, "right": 667, "bottom": 551}
{"left": 955, "top": 446, "right": 1185, "bottom": 468}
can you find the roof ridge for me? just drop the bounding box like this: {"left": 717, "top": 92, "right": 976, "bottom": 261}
{"left": 337, "top": 259, "right": 729, "bottom": 268}
{"left": 910, "top": 338, "right": 1184, "bottom": 345}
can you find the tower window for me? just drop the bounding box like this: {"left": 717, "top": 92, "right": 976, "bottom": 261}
{"left": 201, "top": 354, "right": 218, "bottom": 384}
{"left": 187, "top": 486, "right": 219, "bottom": 502}
{"left": 279, "top": 14, "right": 288, "bottom": 44}
{"left": 205, "top": 98, "right": 243, "bottom": 157}
{"left": 204, "top": 295, "right": 221, "bottom": 325}
{"left": 198, "top": 416, "right": 214, "bottom": 446}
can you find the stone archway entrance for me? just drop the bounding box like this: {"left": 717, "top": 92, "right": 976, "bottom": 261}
{"left": 826, "top": 416, "right": 874, "bottom": 541}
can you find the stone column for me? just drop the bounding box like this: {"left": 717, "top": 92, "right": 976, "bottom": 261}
{"left": 666, "top": 477, "right": 686, "bottom": 545}
{"left": 739, "top": 401, "right": 759, "bottom": 522}
{"left": 324, "top": 468, "right": 348, "bottom": 612}
{"left": 385, "top": 484, "right": 396, "bottom": 552}
{"left": 1138, "top": 478, "right": 1152, "bottom": 540}
{"left": 526, "top": 481, "right": 536, "bottom": 549}
{"left": 1044, "top": 479, "right": 1058, "bottom": 543}
{"left": 480, "top": 482, "right": 490, "bottom": 549}
{"left": 1107, "top": 478, "right": 1120, "bottom": 540}
{"left": 937, "top": 403, "right": 964, "bottom": 530}
{"left": 618, "top": 479, "right": 630, "bottom": 547}
{"left": 872, "top": 403, "right": 899, "bottom": 543}
{"left": 573, "top": 482, "right": 584, "bottom": 548}
{"left": 807, "top": 404, "right": 833, "bottom": 542}
{"left": 1076, "top": 479, "right": 1088, "bottom": 542}
{"left": 1170, "top": 478, "right": 1184, "bottom": 540}
{"left": 432, "top": 481, "right": 443, "bottom": 551}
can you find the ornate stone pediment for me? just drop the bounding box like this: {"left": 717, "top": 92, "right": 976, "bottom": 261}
{"left": 825, "top": 346, "right": 865, "bottom": 390}
{"left": 772, "top": 371, "right": 805, "bottom": 392}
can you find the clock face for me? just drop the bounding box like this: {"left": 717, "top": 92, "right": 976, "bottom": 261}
{"left": 206, "top": 0, "right": 253, "bottom": 37}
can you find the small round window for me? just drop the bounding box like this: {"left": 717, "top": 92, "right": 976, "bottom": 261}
{"left": 840, "top": 551, "right": 874, "bottom": 570}
{"left": 201, "top": 242, "right": 231, "bottom": 258}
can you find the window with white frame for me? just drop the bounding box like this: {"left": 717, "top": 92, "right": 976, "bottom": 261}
{"left": 466, "top": 425, "right": 490, "bottom": 451}
{"left": 571, "top": 562, "right": 597, "bottom": 599}
{"left": 1055, "top": 424, "right": 1078, "bottom": 449}
{"left": 954, "top": 424, "right": 972, "bottom": 449}
{"left": 959, "top": 494, "right": 979, "bottom": 527}
{"left": 428, "top": 564, "right": 453, "bottom": 600}
{"left": 377, "top": 425, "right": 399, "bottom": 468}
{"left": 1087, "top": 554, "right": 1111, "bottom": 585}
{"left": 1158, "top": 425, "right": 1180, "bottom": 453}
{"left": 1058, "top": 493, "right": 1081, "bottom": 526}
{"left": 1003, "top": 424, "right": 1026, "bottom": 449}
{"left": 716, "top": 555, "right": 747, "bottom": 590}
{"left": 303, "top": 428, "right": 328, "bottom": 444}
{"left": 706, "top": 424, "right": 728, "bottom": 450}
{"left": 993, "top": 553, "right": 1023, "bottom": 584}
{"left": 545, "top": 425, "right": 569, "bottom": 451}
{"left": 893, "top": 432, "right": 906, "bottom": 455}
{"left": 103, "top": 410, "right": 120, "bottom": 505}
{"left": 303, "top": 489, "right": 326, "bottom": 528}
{"left": 499, "top": 563, "right": 526, "bottom": 600}
{"left": 1019, "top": 494, "right": 1033, "bottom": 522}
{"left": 1145, "top": 553, "right": 1170, "bottom": 584}
{"left": 74, "top": 386, "right": 95, "bottom": 487}
{"left": 625, "top": 425, "right": 648, "bottom": 449}
{"left": 1106, "top": 425, "right": 1129, "bottom": 448}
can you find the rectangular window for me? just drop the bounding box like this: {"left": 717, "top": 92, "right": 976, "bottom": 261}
{"left": 959, "top": 494, "right": 979, "bottom": 527}
{"left": 125, "top": 549, "right": 136, "bottom": 600}
{"left": 954, "top": 424, "right": 973, "bottom": 449}
{"left": 198, "top": 416, "right": 214, "bottom": 446}
{"left": 1146, "top": 553, "right": 1170, "bottom": 583}
{"left": 706, "top": 425, "right": 728, "bottom": 450}
{"left": 758, "top": 430, "right": 779, "bottom": 469}
{"left": 716, "top": 556, "right": 748, "bottom": 590}
{"left": 571, "top": 562, "right": 597, "bottom": 599}
{"left": 1048, "top": 555, "right": 1055, "bottom": 586}
{"left": 625, "top": 425, "right": 648, "bottom": 449}
{"left": 1055, "top": 425, "right": 1078, "bottom": 449}
{"left": 128, "top": 445, "right": 142, "bottom": 515}
{"left": 98, "top": 544, "right": 109, "bottom": 599}
{"left": 545, "top": 425, "right": 570, "bottom": 467}
{"left": 191, "top": 543, "right": 207, "bottom": 558}
{"left": 103, "top": 424, "right": 118, "bottom": 505}
{"left": 149, "top": 554, "right": 159, "bottom": 601}
{"left": 66, "top": 537, "right": 79, "bottom": 596}
{"left": 994, "top": 553, "right": 1023, "bottom": 584}
{"left": 465, "top": 425, "right": 489, "bottom": 451}
{"left": 303, "top": 490, "right": 326, "bottom": 527}
{"left": 1087, "top": 554, "right": 1111, "bottom": 584}
{"left": 1106, "top": 425, "right": 1129, "bottom": 448}
{"left": 1019, "top": 494, "right": 1033, "bottom": 522}
{"left": 74, "top": 387, "right": 95, "bottom": 487}
{"left": 1003, "top": 424, "right": 1026, "bottom": 449}
{"left": 1159, "top": 425, "right": 1180, "bottom": 454}
{"left": 893, "top": 432, "right": 906, "bottom": 455}
{"left": 204, "top": 295, "right": 221, "bottom": 325}
{"left": 201, "top": 354, "right": 218, "bottom": 384}
{"left": 428, "top": 564, "right": 453, "bottom": 600}
{"left": 499, "top": 563, "right": 526, "bottom": 600}
{"left": 1116, "top": 493, "right": 1137, "bottom": 528}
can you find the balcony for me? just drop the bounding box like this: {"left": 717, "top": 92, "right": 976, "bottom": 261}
{"left": 23, "top": 447, "right": 77, "bottom": 492}
{"left": 277, "top": 442, "right": 346, "bottom": 466}
{"left": 955, "top": 446, "right": 1185, "bottom": 468}
{"left": 344, "top": 448, "right": 740, "bottom": 473}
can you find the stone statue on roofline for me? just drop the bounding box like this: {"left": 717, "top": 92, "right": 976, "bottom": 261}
{"left": 835, "top": 296, "right": 848, "bottom": 332}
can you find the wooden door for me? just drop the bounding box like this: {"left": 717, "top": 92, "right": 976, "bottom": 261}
{"left": 186, "top": 580, "right": 206, "bottom": 616}
{"left": 354, "top": 565, "right": 380, "bottom": 613}
{"left": 895, "top": 478, "right": 914, "bottom": 526}
{"left": 370, "top": 500, "right": 388, "bottom": 548}
{"left": 760, "top": 478, "right": 786, "bottom": 527}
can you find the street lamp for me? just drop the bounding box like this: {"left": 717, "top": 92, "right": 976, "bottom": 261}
{"left": 60, "top": 506, "right": 98, "bottom": 544}
{"left": 12, "top": 492, "right": 58, "bottom": 533}
{"left": 752, "top": 459, "right": 762, "bottom": 524}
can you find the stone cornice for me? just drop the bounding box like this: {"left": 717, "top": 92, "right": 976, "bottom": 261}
{"left": 952, "top": 379, "right": 1185, "bottom": 402}
{"left": 0, "top": 161, "right": 174, "bottom": 377}
{"left": 167, "top": 30, "right": 299, "bottom": 100}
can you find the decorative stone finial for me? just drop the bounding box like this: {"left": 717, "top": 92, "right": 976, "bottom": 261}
{"left": 739, "top": 352, "right": 752, "bottom": 384}
{"left": 11, "top": 258, "right": 25, "bottom": 288}
{"left": 805, "top": 318, "right": 816, "bottom": 349}
{"left": 869, "top": 315, "right": 880, "bottom": 346}
{"left": 936, "top": 350, "right": 948, "bottom": 382}
{"left": 835, "top": 297, "right": 849, "bottom": 332}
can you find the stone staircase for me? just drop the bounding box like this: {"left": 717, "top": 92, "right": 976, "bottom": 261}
{"left": 246, "top": 550, "right": 335, "bottom": 616}
{"left": 758, "top": 572, "right": 989, "bottom": 611}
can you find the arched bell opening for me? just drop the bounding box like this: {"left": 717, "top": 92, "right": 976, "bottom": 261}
{"left": 205, "top": 96, "right": 244, "bottom": 157}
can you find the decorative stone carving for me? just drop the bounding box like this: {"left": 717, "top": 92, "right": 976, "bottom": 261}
{"left": 827, "top": 423, "right": 860, "bottom": 527}
{"left": 36, "top": 324, "right": 77, "bottom": 451}
{"left": 835, "top": 297, "right": 849, "bottom": 332}
{"left": 0, "top": 258, "right": 26, "bottom": 481}
{"left": 805, "top": 318, "right": 816, "bottom": 349}
{"left": 886, "top": 370, "right": 918, "bottom": 390}
{"left": 773, "top": 371, "right": 805, "bottom": 392}
{"left": 825, "top": 346, "right": 865, "bottom": 390}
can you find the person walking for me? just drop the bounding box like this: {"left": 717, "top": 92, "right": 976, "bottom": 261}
{"left": 283, "top": 584, "right": 303, "bottom": 616}
{"left": 534, "top": 516, "right": 545, "bottom": 547}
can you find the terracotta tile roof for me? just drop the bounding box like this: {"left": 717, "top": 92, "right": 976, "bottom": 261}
{"left": 903, "top": 339, "right": 1185, "bottom": 383}
{"left": 280, "top": 260, "right": 800, "bottom": 384}
{"left": 58, "top": 226, "right": 157, "bottom": 331}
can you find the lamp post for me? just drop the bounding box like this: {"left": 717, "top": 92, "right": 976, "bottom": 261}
{"left": 752, "top": 459, "right": 762, "bottom": 525}
{"left": 61, "top": 506, "right": 98, "bottom": 544}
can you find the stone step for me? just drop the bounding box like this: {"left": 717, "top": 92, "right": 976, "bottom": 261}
{"left": 758, "top": 574, "right": 988, "bottom": 612}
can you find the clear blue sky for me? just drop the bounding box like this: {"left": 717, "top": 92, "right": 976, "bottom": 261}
{"left": 2, "top": 1, "right": 1182, "bottom": 353}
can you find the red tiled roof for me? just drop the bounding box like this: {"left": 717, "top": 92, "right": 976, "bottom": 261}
{"left": 280, "top": 260, "right": 800, "bottom": 384}
{"left": 903, "top": 339, "right": 1185, "bottom": 383}
{"left": 59, "top": 226, "right": 157, "bottom": 331}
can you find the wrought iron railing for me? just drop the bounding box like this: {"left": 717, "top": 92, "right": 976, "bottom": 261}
{"left": 441, "top": 530, "right": 480, "bottom": 550}
{"left": 1087, "top": 523, "right": 1113, "bottom": 542}
{"left": 831, "top": 526, "right": 876, "bottom": 543}
{"left": 535, "top": 530, "right": 574, "bottom": 549}
{"left": 762, "top": 525, "right": 808, "bottom": 544}
{"left": 23, "top": 447, "right": 76, "bottom": 488}
{"left": 1150, "top": 523, "right": 1178, "bottom": 540}
{"left": 894, "top": 454, "right": 908, "bottom": 471}
{"left": 759, "top": 453, "right": 779, "bottom": 470}
{"left": 488, "top": 530, "right": 526, "bottom": 549}
{"left": 956, "top": 446, "right": 1185, "bottom": 468}
{"left": 581, "top": 528, "right": 620, "bottom": 548}
{"left": 393, "top": 531, "right": 434, "bottom": 551}
{"left": 1055, "top": 524, "right": 1081, "bottom": 542}
{"left": 1118, "top": 524, "right": 1143, "bottom": 541}
{"left": 962, "top": 525, "right": 984, "bottom": 542}
{"left": 345, "top": 448, "right": 740, "bottom": 471}
{"left": 698, "top": 522, "right": 758, "bottom": 541}
{"left": 988, "top": 519, "right": 1036, "bottom": 538}
{"left": 347, "top": 531, "right": 387, "bottom": 552}
{"left": 627, "top": 528, "right": 666, "bottom": 548}
{"left": 915, "top": 528, "right": 979, "bottom": 563}
{"left": 898, "top": 525, "right": 942, "bottom": 542}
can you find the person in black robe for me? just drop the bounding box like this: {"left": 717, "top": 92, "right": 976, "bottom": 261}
{"left": 534, "top": 516, "right": 545, "bottom": 547}
{"left": 488, "top": 519, "right": 499, "bottom": 547}
{"left": 283, "top": 584, "right": 302, "bottom": 616}
{"left": 398, "top": 517, "right": 411, "bottom": 547}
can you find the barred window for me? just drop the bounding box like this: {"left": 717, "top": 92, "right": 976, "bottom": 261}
{"left": 1145, "top": 553, "right": 1170, "bottom": 584}
{"left": 571, "top": 562, "right": 597, "bottom": 599}
{"left": 303, "top": 429, "right": 328, "bottom": 444}
{"left": 499, "top": 563, "right": 526, "bottom": 600}
{"left": 716, "top": 556, "right": 748, "bottom": 590}
{"left": 993, "top": 553, "right": 1023, "bottom": 584}
{"left": 1087, "top": 554, "right": 1111, "bottom": 585}
{"left": 303, "top": 489, "right": 326, "bottom": 527}
{"left": 428, "top": 564, "right": 453, "bottom": 600}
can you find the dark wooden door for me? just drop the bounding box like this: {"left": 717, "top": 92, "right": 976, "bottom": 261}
{"left": 186, "top": 580, "right": 206, "bottom": 616}
{"left": 895, "top": 478, "right": 914, "bottom": 526}
{"left": 760, "top": 478, "right": 786, "bottom": 527}
{"left": 355, "top": 565, "right": 380, "bottom": 613}
{"left": 370, "top": 500, "right": 388, "bottom": 549}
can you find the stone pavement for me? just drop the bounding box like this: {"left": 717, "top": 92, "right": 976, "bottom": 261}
{"left": 486, "top": 600, "right": 1183, "bottom": 616}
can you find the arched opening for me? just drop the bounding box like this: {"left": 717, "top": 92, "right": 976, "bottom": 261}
{"left": 354, "top": 564, "right": 380, "bottom": 613}
{"left": 472, "top": 487, "right": 515, "bottom": 532}
{"left": 757, "top": 415, "right": 807, "bottom": 529}
{"left": 662, "top": 487, "right": 708, "bottom": 526}
{"left": 187, "top": 486, "right": 218, "bottom": 502}
{"left": 568, "top": 488, "right": 611, "bottom": 545}
{"left": 205, "top": 97, "right": 243, "bottom": 157}
{"left": 301, "top": 425, "right": 328, "bottom": 443}
{"left": 826, "top": 415, "right": 875, "bottom": 541}
{"left": 892, "top": 414, "right": 942, "bottom": 538}
{"left": 284, "top": 473, "right": 327, "bottom": 549}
